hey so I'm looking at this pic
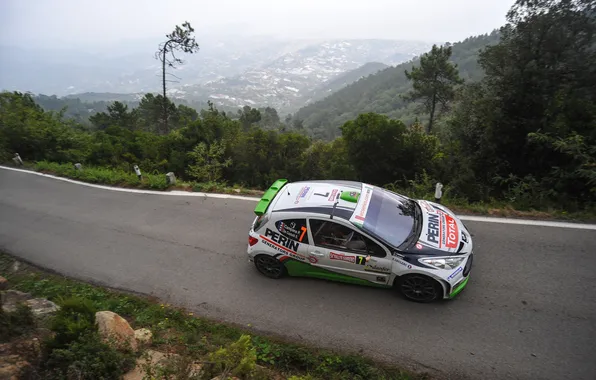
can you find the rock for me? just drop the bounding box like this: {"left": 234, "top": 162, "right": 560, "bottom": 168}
{"left": 0, "top": 276, "right": 7, "bottom": 290}
{"left": 95, "top": 311, "right": 137, "bottom": 352}
{"left": 24, "top": 298, "right": 59, "bottom": 317}
{"left": 123, "top": 350, "right": 174, "bottom": 380}
{"left": 1, "top": 290, "right": 33, "bottom": 313}
{"left": 0, "top": 355, "right": 31, "bottom": 380}
{"left": 134, "top": 328, "right": 152, "bottom": 345}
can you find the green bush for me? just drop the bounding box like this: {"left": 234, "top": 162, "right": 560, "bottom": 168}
{"left": 202, "top": 334, "right": 265, "bottom": 379}
{"left": 47, "top": 297, "right": 97, "bottom": 350}
{"left": 39, "top": 296, "right": 135, "bottom": 379}
{"left": 42, "top": 333, "right": 135, "bottom": 380}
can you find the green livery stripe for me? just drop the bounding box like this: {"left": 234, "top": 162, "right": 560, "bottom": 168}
{"left": 254, "top": 179, "right": 288, "bottom": 216}
{"left": 283, "top": 260, "right": 390, "bottom": 288}
{"left": 449, "top": 276, "right": 470, "bottom": 298}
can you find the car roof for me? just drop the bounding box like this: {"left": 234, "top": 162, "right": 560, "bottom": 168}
{"left": 270, "top": 180, "right": 363, "bottom": 218}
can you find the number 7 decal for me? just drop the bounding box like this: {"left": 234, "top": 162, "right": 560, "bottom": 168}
{"left": 299, "top": 226, "right": 307, "bottom": 242}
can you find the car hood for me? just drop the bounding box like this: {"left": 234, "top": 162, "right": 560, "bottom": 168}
{"left": 404, "top": 200, "right": 472, "bottom": 256}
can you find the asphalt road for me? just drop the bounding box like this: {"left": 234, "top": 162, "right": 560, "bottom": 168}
{"left": 1, "top": 168, "right": 595, "bottom": 380}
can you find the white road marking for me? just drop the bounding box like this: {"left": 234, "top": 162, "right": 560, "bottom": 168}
{"left": 2, "top": 165, "right": 595, "bottom": 230}
{"left": 0, "top": 165, "right": 260, "bottom": 201}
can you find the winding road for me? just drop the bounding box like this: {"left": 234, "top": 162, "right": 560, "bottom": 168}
{"left": 1, "top": 167, "right": 595, "bottom": 380}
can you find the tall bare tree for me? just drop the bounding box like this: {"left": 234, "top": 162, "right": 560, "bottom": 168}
{"left": 155, "top": 22, "right": 199, "bottom": 134}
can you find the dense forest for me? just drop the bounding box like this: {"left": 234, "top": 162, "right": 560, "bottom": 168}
{"left": 1, "top": 0, "right": 594, "bottom": 212}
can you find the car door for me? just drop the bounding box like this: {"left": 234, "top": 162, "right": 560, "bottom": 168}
{"left": 306, "top": 218, "right": 393, "bottom": 285}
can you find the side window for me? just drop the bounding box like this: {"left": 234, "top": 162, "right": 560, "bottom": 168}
{"left": 274, "top": 219, "right": 310, "bottom": 244}
{"left": 309, "top": 219, "right": 386, "bottom": 257}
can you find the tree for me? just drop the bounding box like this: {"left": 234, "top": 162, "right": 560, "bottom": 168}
{"left": 445, "top": 0, "right": 596, "bottom": 206}
{"left": 340, "top": 113, "right": 438, "bottom": 185}
{"left": 156, "top": 22, "right": 199, "bottom": 134}
{"left": 186, "top": 140, "right": 232, "bottom": 183}
{"left": 237, "top": 106, "right": 261, "bottom": 130}
{"left": 89, "top": 101, "right": 137, "bottom": 131}
{"left": 404, "top": 44, "right": 463, "bottom": 133}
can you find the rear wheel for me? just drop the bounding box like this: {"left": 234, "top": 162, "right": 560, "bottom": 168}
{"left": 254, "top": 255, "right": 286, "bottom": 279}
{"left": 398, "top": 274, "right": 443, "bottom": 303}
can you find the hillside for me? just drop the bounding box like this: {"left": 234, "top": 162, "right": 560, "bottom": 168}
{"left": 293, "top": 31, "right": 501, "bottom": 140}
{"left": 303, "top": 62, "right": 388, "bottom": 105}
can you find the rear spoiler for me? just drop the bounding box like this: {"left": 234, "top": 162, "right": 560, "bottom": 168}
{"left": 254, "top": 179, "right": 288, "bottom": 216}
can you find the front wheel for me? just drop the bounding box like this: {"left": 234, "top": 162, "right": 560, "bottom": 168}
{"left": 398, "top": 274, "right": 443, "bottom": 303}
{"left": 254, "top": 255, "right": 287, "bottom": 279}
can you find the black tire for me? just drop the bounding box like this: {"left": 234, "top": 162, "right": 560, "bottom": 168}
{"left": 397, "top": 274, "right": 443, "bottom": 303}
{"left": 254, "top": 255, "right": 287, "bottom": 279}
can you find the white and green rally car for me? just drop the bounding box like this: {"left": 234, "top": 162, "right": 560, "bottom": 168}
{"left": 247, "top": 179, "right": 474, "bottom": 302}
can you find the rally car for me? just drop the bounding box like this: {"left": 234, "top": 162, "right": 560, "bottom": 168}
{"left": 246, "top": 179, "right": 474, "bottom": 303}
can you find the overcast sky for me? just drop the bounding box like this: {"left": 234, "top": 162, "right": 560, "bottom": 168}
{"left": 1, "top": 0, "right": 514, "bottom": 48}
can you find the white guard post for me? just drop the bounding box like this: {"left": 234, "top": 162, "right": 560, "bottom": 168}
{"left": 13, "top": 153, "right": 23, "bottom": 166}
{"left": 434, "top": 182, "right": 443, "bottom": 203}
{"left": 133, "top": 164, "right": 142, "bottom": 180}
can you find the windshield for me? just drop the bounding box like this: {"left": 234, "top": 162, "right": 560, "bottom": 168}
{"left": 350, "top": 185, "right": 419, "bottom": 248}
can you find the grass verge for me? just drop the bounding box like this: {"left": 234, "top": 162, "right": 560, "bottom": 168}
{"left": 26, "top": 161, "right": 262, "bottom": 196}
{"left": 0, "top": 252, "right": 430, "bottom": 380}
{"left": 4, "top": 160, "right": 595, "bottom": 222}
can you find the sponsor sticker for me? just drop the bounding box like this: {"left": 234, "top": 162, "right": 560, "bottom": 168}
{"left": 308, "top": 256, "right": 318, "bottom": 264}
{"left": 424, "top": 210, "right": 459, "bottom": 250}
{"left": 444, "top": 215, "right": 459, "bottom": 249}
{"left": 447, "top": 266, "right": 463, "bottom": 281}
{"left": 294, "top": 186, "right": 311, "bottom": 204}
{"left": 328, "top": 188, "right": 338, "bottom": 201}
{"left": 364, "top": 264, "right": 391, "bottom": 273}
{"left": 350, "top": 183, "right": 374, "bottom": 225}
{"left": 415, "top": 243, "right": 423, "bottom": 250}
{"left": 393, "top": 257, "right": 412, "bottom": 269}
{"left": 260, "top": 228, "right": 306, "bottom": 262}
{"left": 329, "top": 252, "right": 356, "bottom": 263}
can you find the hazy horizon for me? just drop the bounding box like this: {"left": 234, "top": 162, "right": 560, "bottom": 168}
{"left": 1, "top": 0, "right": 514, "bottom": 49}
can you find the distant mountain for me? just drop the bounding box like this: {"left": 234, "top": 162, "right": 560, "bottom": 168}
{"left": 292, "top": 31, "right": 501, "bottom": 139}
{"left": 0, "top": 37, "right": 432, "bottom": 114}
{"left": 178, "top": 39, "right": 431, "bottom": 113}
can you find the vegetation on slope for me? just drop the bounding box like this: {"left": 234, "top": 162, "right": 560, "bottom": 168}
{"left": 0, "top": 252, "right": 426, "bottom": 379}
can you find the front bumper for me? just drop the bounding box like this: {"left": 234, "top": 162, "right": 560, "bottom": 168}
{"left": 447, "top": 253, "right": 473, "bottom": 298}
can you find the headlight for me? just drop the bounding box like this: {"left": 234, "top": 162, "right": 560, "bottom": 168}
{"left": 420, "top": 257, "right": 465, "bottom": 270}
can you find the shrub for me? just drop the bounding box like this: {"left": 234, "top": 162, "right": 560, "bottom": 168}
{"left": 42, "top": 333, "right": 135, "bottom": 380}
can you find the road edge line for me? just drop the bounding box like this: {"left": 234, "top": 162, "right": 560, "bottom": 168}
{"left": 2, "top": 165, "right": 595, "bottom": 230}
{"left": 0, "top": 165, "right": 260, "bottom": 201}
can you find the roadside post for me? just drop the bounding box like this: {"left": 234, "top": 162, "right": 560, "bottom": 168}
{"left": 166, "top": 172, "right": 176, "bottom": 186}
{"left": 13, "top": 153, "right": 23, "bottom": 166}
{"left": 133, "top": 164, "right": 142, "bottom": 180}
{"left": 74, "top": 163, "right": 83, "bottom": 171}
{"left": 434, "top": 182, "right": 443, "bottom": 204}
